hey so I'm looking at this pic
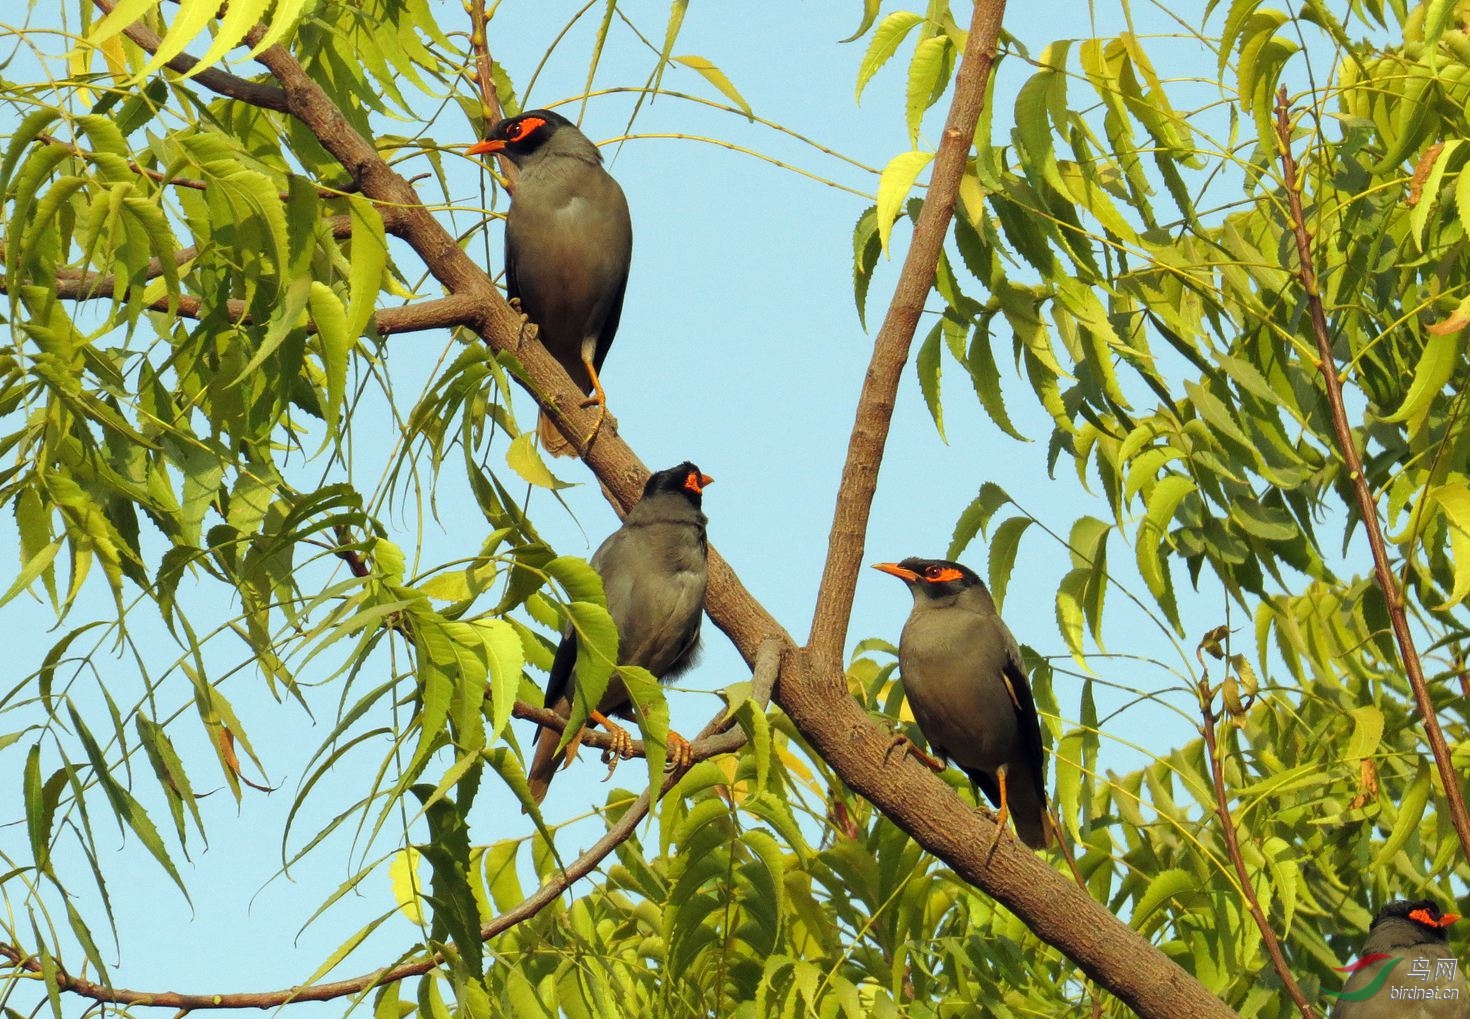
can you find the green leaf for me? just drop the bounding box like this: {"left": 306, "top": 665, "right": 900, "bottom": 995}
{"left": 916, "top": 322, "right": 946, "bottom": 441}
{"left": 1135, "top": 868, "right": 1196, "bottom": 930}
{"left": 67, "top": 703, "right": 189, "bottom": 899}
{"left": 562, "top": 601, "right": 620, "bottom": 749}
{"left": 852, "top": 205, "right": 881, "bottom": 329}
{"left": 987, "top": 516, "right": 1033, "bottom": 612}
{"left": 875, "top": 150, "right": 933, "bottom": 255}
{"left": 307, "top": 282, "right": 349, "bottom": 436}
{"left": 1371, "top": 761, "right": 1430, "bottom": 869}
{"left": 507, "top": 433, "right": 573, "bottom": 490}
{"left": 1385, "top": 326, "right": 1460, "bottom": 434}
{"left": 949, "top": 482, "right": 1012, "bottom": 560}
{"left": 477, "top": 618, "right": 524, "bottom": 745}
{"left": 855, "top": 12, "right": 924, "bottom": 101}
{"left": 1056, "top": 567, "right": 1088, "bottom": 662}
{"left": 1429, "top": 483, "right": 1470, "bottom": 604}
{"left": 905, "top": 35, "right": 951, "bottom": 144}
{"left": 839, "top": 0, "right": 882, "bottom": 43}
{"left": 674, "top": 55, "right": 752, "bottom": 118}
{"left": 965, "top": 321, "right": 1028, "bottom": 441}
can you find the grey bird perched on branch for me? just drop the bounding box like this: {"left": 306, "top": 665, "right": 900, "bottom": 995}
{"left": 468, "top": 109, "right": 632, "bottom": 455}
{"left": 527, "top": 463, "right": 713, "bottom": 803}
{"left": 1333, "top": 899, "right": 1468, "bottom": 1019}
{"left": 873, "top": 557, "right": 1051, "bottom": 851}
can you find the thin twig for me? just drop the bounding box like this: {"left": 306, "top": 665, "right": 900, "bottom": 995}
{"left": 804, "top": 0, "right": 1000, "bottom": 670}
{"left": 1274, "top": 86, "right": 1470, "bottom": 862}
{"left": 1197, "top": 669, "right": 1316, "bottom": 1018}
{"left": 0, "top": 644, "right": 781, "bottom": 1009}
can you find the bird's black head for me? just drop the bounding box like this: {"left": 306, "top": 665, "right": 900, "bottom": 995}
{"left": 643, "top": 462, "right": 714, "bottom": 507}
{"left": 1373, "top": 899, "right": 1461, "bottom": 941}
{"left": 872, "top": 557, "right": 983, "bottom": 599}
{"left": 467, "top": 109, "right": 579, "bottom": 162}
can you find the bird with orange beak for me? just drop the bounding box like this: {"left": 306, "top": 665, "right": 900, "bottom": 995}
{"left": 469, "top": 109, "right": 632, "bottom": 455}
{"left": 873, "top": 557, "right": 1051, "bottom": 851}
{"left": 527, "top": 463, "right": 713, "bottom": 803}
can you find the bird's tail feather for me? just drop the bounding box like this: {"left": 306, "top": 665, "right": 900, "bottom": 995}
{"left": 1010, "top": 784, "right": 1052, "bottom": 850}
{"left": 538, "top": 410, "right": 576, "bottom": 458}
{"left": 524, "top": 726, "right": 564, "bottom": 807}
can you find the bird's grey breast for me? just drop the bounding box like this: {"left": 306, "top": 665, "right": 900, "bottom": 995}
{"left": 594, "top": 513, "right": 707, "bottom": 678}
{"left": 899, "top": 605, "right": 1025, "bottom": 773}
{"left": 506, "top": 157, "right": 632, "bottom": 350}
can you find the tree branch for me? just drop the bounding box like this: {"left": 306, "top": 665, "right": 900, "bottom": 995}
{"left": 0, "top": 642, "right": 782, "bottom": 1010}
{"left": 804, "top": 1, "right": 999, "bottom": 670}
{"left": 80, "top": 4, "right": 1243, "bottom": 1015}
{"left": 1274, "top": 87, "right": 1470, "bottom": 862}
{"left": 1197, "top": 666, "right": 1316, "bottom": 1018}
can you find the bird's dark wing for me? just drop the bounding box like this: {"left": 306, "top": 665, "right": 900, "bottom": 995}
{"left": 999, "top": 656, "right": 1048, "bottom": 805}
{"left": 536, "top": 629, "right": 578, "bottom": 746}
{"left": 503, "top": 231, "right": 521, "bottom": 303}
{"left": 591, "top": 270, "right": 627, "bottom": 373}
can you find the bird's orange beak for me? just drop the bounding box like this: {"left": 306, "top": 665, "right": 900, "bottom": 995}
{"left": 1409, "top": 907, "right": 1461, "bottom": 928}
{"left": 683, "top": 472, "right": 714, "bottom": 495}
{"left": 873, "top": 562, "right": 918, "bottom": 581}
{"left": 467, "top": 138, "right": 505, "bottom": 156}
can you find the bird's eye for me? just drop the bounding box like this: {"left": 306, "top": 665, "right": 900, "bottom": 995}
{"left": 925, "top": 566, "right": 942, "bottom": 578}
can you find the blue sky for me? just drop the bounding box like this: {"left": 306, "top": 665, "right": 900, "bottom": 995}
{"left": 0, "top": 0, "right": 1255, "bottom": 1008}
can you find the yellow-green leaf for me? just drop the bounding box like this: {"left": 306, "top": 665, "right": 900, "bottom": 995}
{"left": 389, "top": 847, "right": 425, "bottom": 924}
{"left": 674, "top": 55, "right": 752, "bottom": 118}
{"left": 876, "top": 149, "right": 933, "bottom": 255}
{"left": 1430, "top": 482, "right": 1470, "bottom": 604}
{"left": 507, "top": 433, "right": 573, "bottom": 490}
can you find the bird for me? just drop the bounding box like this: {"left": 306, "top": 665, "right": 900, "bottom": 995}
{"left": 467, "top": 109, "right": 632, "bottom": 456}
{"left": 526, "top": 462, "right": 712, "bottom": 803}
{"left": 1333, "top": 899, "right": 1468, "bottom": 1018}
{"left": 872, "top": 557, "right": 1051, "bottom": 851}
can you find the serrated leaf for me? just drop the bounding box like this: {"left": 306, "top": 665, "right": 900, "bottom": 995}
{"left": 987, "top": 516, "right": 1032, "bottom": 612}
{"left": 1429, "top": 483, "right": 1470, "bottom": 604}
{"left": 949, "top": 482, "right": 1012, "bottom": 560}
{"left": 1371, "top": 761, "right": 1430, "bottom": 869}
{"left": 916, "top": 322, "right": 945, "bottom": 441}
{"left": 875, "top": 150, "right": 934, "bottom": 255}
{"left": 1386, "top": 326, "right": 1460, "bottom": 435}
{"left": 507, "top": 433, "right": 573, "bottom": 490}
{"left": 856, "top": 12, "right": 924, "bottom": 101}
{"left": 905, "top": 35, "right": 950, "bottom": 143}
{"left": 389, "top": 847, "right": 426, "bottom": 924}
{"left": 477, "top": 617, "right": 524, "bottom": 745}
{"left": 1343, "top": 705, "right": 1384, "bottom": 761}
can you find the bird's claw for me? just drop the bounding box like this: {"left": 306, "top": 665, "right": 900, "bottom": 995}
{"left": 884, "top": 731, "right": 946, "bottom": 772}
{"left": 666, "top": 730, "right": 693, "bottom": 771}
{"left": 580, "top": 397, "right": 607, "bottom": 449}
{"left": 596, "top": 721, "right": 635, "bottom": 763}
{"left": 593, "top": 713, "right": 636, "bottom": 781}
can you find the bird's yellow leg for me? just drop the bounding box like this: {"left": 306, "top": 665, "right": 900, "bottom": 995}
{"left": 667, "top": 730, "right": 693, "bottom": 770}
{"left": 987, "top": 767, "right": 1012, "bottom": 860}
{"left": 590, "top": 710, "right": 635, "bottom": 782}
{"left": 580, "top": 356, "right": 608, "bottom": 448}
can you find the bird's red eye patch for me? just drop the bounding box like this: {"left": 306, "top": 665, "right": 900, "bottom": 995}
{"left": 683, "top": 471, "right": 713, "bottom": 494}
{"left": 510, "top": 116, "right": 546, "bottom": 141}
{"left": 1409, "top": 907, "right": 1460, "bottom": 928}
{"left": 923, "top": 565, "right": 964, "bottom": 583}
